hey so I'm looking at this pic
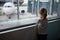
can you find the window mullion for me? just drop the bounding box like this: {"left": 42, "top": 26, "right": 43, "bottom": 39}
{"left": 17, "top": 0, "right": 20, "bottom": 19}
{"left": 37, "top": 0, "right": 39, "bottom": 16}
{"left": 32, "top": 0, "right": 34, "bottom": 14}
{"left": 50, "top": 0, "right": 54, "bottom": 15}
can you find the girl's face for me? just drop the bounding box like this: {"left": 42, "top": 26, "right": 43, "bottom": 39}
{"left": 40, "top": 14, "right": 44, "bottom": 20}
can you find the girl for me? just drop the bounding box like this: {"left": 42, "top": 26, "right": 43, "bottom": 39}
{"left": 37, "top": 8, "right": 48, "bottom": 40}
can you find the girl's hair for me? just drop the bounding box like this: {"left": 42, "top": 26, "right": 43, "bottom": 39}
{"left": 39, "top": 8, "right": 47, "bottom": 19}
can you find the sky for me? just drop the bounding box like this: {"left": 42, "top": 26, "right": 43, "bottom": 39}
{"left": 40, "top": 0, "right": 59, "bottom": 2}
{"left": 24, "top": 0, "right": 49, "bottom": 2}
{"left": 0, "top": 0, "right": 59, "bottom": 3}
{"left": 24, "top": 0, "right": 28, "bottom": 3}
{"left": 40, "top": 0, "right": 49, "bottom": 2}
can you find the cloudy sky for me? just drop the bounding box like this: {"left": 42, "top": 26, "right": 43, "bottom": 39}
{"left": 40, "top": 0, "right": 49, "bottom": 2}
{"left": 24, "top": 0, "right": 28, "bottom": 4}
{"left": 24, "top": 0, "right": 49, "bottom": 2}
{"left": 24, "top": 0, "right": 59, "bottom": 2}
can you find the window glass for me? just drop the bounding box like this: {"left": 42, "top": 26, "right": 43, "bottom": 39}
{"left": 0, "top": 0, "right": 58, "bottom": 22}
{"left": 40, "top": 0, "right": 49, "bottom": 2}
{"left": 18, "top": 0, "right": 37, "bottom": 19}
{"left": 0, "top": 0, "right": 17, "bottom": 22}
{"left": 39, "top": 0, "right": 50, "bottom": 15}
{"left": 52, "top": 0, "right": 58, "bottom": 14}
{"left": 39, "top": 0, "right": 58, "bottom": 15}
{"left": 0, "top": 0, "right": 38, "bottom": 22}
{"left": 54, "top": 0, "right": 59, "bottom": 2}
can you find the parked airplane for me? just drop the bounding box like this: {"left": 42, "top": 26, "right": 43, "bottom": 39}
{"left": 2, "top": 2, "right": 16, "bottom": 19}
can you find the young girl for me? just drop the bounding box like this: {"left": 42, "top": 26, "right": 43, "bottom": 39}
{"left": 37, "top": 8, "right": 48, "bottom": 40}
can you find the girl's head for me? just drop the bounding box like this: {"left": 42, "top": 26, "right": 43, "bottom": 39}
{"left": 39, "top": 8, "right": 47, "bottom": 20}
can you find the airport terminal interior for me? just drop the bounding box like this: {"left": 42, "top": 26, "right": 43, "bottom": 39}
{"left": 0, "top": 0, "right": 60, "bottom": 40}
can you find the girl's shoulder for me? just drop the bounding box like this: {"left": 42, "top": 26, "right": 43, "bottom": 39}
{"left": 37, "top": 18, "right": 48, "bottom": 23}
{"left": 37, "top": 19, "right": 41, "bottom": 23}
{"left": 45, "top": 18, "right": 48, "bottom": 22}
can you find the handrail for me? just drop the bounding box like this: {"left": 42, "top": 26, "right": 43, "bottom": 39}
{"left": 0, "top": 23, "right": 36, "bottom": 32}
{"left": 0, "top": 24, "right": 36, "bottom": 34}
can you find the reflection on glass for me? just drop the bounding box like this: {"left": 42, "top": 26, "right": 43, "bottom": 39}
{"left": 39, "top": 0, "right": 50, "bottom": 14}
{"left": 40, "top": 0, "right": 49, "bottom": 2}
{"left": 52, "top": 0, "right": 58, "bottom": 14}
{"left": 28, "top": 0, "right": 50, "bottom": 15}
{"left": 39, "top": 0, "right": 58, "bottom": 15}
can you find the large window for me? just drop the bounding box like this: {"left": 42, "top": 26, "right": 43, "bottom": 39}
{"left": 0, "top": 0, "right": 17, "bottom": 22}
{"left": 0, "top": 0, "right": 58, "bottom": 22}
{"left": 0, "top": 0, "right": 37, "bottom": 22}
{"left": 39, "top": 0, "right": 58, "bottom": 15}
{"left": 52, "top": 0, "right": 59, "bottom": 14}
{"left": 39, "top": 0, "right": 50, "bottom": 15}
{"left": 0, "top": 0, "right": 59, "bottom": 30}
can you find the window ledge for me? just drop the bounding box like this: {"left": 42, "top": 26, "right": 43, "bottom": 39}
{"left": 47, "top": 14, "right": 58, "bottom": 20}
{"left": 0, "top": 17, "right": 38, "bottom": 31}
{"left": 0, "top": 14, "right": 60, "bottom": 31}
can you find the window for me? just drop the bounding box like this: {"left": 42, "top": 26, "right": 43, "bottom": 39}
{"left": 0, "top": 0, "right": 38, "bottom": 30}
{"left": 0, "top": 0, "right": 58, "bottom": 22}
{"left": 19, "top": 0, "right": 37, "bottom": 19}
{"left": 38, "top": 0, "right": 58, "bottom": 15}
{"left": 0, "top": 0, "right": 18, "bottom": 22}
{"left": 40, "top": 0, "right": 49, "bottom": 2}
{"left": 52, "top": 0, "right": 59, "bottom": 15}
{"left": 0, "top": 0, "right": 59, "bottom": 30}
{"left": 0, "top": 0, "right": 37, "bottom": 22}
{"left": 39, "top": 0, "right": 52, "bottom": 15}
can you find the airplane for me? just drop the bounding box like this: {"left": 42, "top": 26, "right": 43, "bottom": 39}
{"left": 0, "top": 0, "right": 35, "bottom": 19}
{"left": 2, "top": 2, "right": 16, "bottom": 19}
